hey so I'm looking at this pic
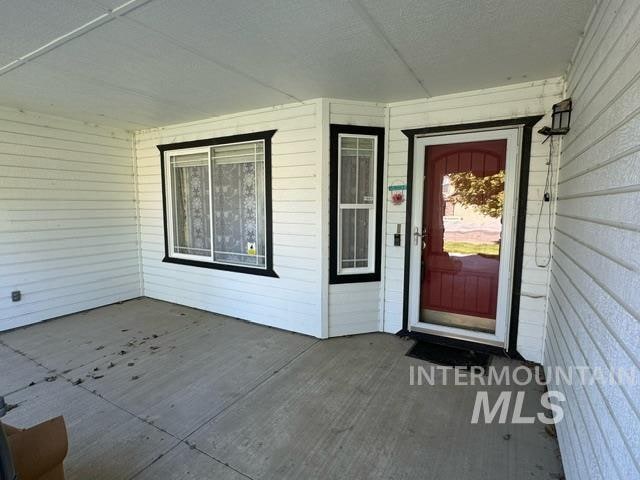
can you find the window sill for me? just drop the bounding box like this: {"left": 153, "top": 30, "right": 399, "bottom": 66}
{"left": 330, "top": 272, "right": 381, "bottom": 284}
{"left": 162, "top": 256, "right": 279, "bottom": 278}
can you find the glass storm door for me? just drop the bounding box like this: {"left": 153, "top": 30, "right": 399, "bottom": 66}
{"left": 408, "top": 129, "right": 520, "bottom": 347}
{"left": 421, "top": 140, "right": 506, "bottom": 334}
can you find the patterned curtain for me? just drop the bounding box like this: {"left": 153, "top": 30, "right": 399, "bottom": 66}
{"left": 211, "top": 145, "right": 266, "bottom": 267}
{"left": 339, "top": 136, "right": 374, "bottom": 270}
{"left": 171, "top": 154, "right": 211, "bottom": 257}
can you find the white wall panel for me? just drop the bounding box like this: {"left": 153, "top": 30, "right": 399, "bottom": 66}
{"left": 327, "top": 100, "right": 386, "bottom": 336}
{"left": 328, "top": 283, "right": 380, "bottom": 337}
{"left": 134, "top": 101, "right": 324, "bottom": 337}
{"left": 545, "top": 1, "right": 640, "bottom": 478}
{"left": 0, "top": 106, "right": 140, "bottom": 330}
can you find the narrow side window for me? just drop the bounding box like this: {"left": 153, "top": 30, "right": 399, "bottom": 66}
{"left": 338, "top": 135, "right": 376, "bottom": 273}
{"left": 330, "top": 125, "right": 385, "bottom": 284}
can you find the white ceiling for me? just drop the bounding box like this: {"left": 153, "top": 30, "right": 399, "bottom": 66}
{"left": 0, "top": 0, "right": 593, "bottom": 129}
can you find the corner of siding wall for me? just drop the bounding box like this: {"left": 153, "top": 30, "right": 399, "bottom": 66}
{"left": 379, "top": 102, "right": 391, "bottom": 332}
{"left": 319, "top": 98, "right": 330, "bottom": 338}
{"left": 131, "top": 130, "right": 145, "bottom": 297}
{"left": 539, "top": 126, "right": 565, "bottom": 366}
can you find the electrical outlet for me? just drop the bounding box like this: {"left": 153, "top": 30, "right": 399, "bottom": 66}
{"left": 11, "top": 290, "right": 21, "bottom": 302}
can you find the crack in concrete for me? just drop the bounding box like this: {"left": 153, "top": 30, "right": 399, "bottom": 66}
{"left": 1, "top": 334, "right": 321, "bottom": 480}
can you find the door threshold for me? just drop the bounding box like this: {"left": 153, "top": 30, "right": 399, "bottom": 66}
{"left": 410, "top": 324, "right": 504, "bottom": 348}
{"left": 421, "top": 309, "right": 496, "bottom": 334}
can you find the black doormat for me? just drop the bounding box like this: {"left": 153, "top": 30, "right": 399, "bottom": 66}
{"left": 406, "top": 341, "right": 491, "bottom": 369}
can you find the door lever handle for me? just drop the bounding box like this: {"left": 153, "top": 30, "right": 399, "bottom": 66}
{"left": 414, "top": 227, "right": 425, "bottom": 245}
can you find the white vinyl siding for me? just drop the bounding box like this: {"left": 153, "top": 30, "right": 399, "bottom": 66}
{"left": 135, "top": 101, "right": 324, "bottom": 337}
{"left": 328, "top": 100, "right": 386, "bottom": 336}
{"left": 1, "top": 85, "right": 580, "bottom": 364}
{"left": 545, "top": 1, "right": 640, "bottom": 479}
{"left": 328, "top": 282, "right": 381, "bottom": 337}
{"left": 0, "top": 106, "right": 140, "bottom": 331}
{"left": 385, "top": 78, "right": 564, "bottom": 362}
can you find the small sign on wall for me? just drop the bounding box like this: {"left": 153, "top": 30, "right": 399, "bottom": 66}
{"left": 388, "top": 183, "right": 407, "bottom": 205}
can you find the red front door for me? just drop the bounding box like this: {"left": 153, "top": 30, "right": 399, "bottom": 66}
{"left": 420, "top": 140, "right": 506, "bottom": 333}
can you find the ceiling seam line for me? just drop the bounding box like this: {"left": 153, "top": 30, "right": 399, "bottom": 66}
{"left": 88, "top": 0, "right": 303, "bottom": 103}
{"left": 0, "top": 0, "right": 265, "bottom": 122}
{"left": 0, "top": 0, "right": 156, "bottom": 77}
{"left": 27, "top": 58, "right": 215, "bottom": 119}
{"left": 347, "top": 0, "right": 431, "bottom": 98}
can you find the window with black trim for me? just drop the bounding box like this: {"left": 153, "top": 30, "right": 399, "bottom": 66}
{"left": 330, "top": 125, "right": 385, "bottom": 284}
{"left": 158, "top": 130, "right": 277, "bottom": 277}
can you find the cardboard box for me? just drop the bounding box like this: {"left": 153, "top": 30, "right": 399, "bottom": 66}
{"left": 2, "top": 417, "right": 68, "bottom": 480}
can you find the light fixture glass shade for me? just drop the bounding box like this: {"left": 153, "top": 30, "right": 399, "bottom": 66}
{"left": 552, "top": 99, "right": 572, "bottom": 132}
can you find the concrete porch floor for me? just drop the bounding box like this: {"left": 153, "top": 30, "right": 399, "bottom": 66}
{"left": 0, "top": 298, "right": 563, "bottom": 480}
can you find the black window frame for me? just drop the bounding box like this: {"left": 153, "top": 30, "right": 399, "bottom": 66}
{"left": 329, "top": 124, "right": 385, "bottom": 284}
{"left": 158, "top": 130, "right": 278, "bottom": 278}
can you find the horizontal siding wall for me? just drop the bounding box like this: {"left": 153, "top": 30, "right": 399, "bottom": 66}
{"left": 134, "top": 101, "right": 324, "bottom": 337}
{"left": 0, "top": 106, "right": 140, "bottom": 331}
{"left": 545, "top": 1, "right": 640, "bottom": 479}
{"left": 385, "top": 78, "right": 564, "bottom": 362}
{"left": 327, "top": 99, "right": 386, "bottom": 336}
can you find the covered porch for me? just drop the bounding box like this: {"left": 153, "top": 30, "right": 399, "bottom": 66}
{"left": 1, "top": 298, "right": 561, "bottom": 480}
{"left": 1, "top": 0, "right": 638, "bottom": 478}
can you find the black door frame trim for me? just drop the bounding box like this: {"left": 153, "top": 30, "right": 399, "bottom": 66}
{"left": 158, "top": 129, "right": 279, "bottom": 278}
{"left": 398, "top": 115, "right": 544, "bottom": 356}
{"left": 329, "top": 124, "right": 385, "bottom": 284}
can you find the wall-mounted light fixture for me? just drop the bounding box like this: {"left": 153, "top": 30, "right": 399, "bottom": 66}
{"left": 538, "top": 98, "right": 572, "bottom": 136}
